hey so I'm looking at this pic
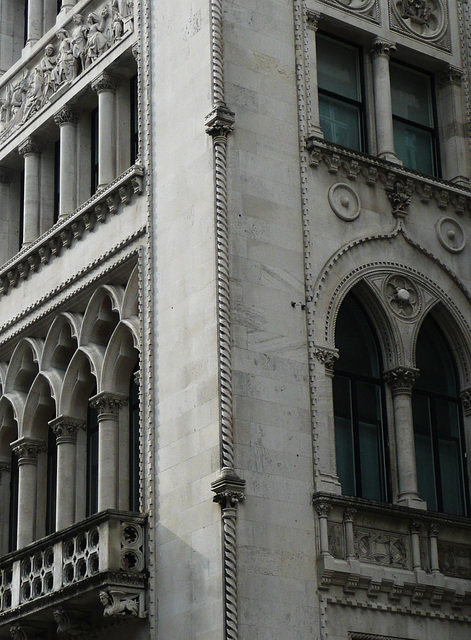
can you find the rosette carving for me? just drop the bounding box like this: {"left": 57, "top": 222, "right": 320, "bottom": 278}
{"left": 390, "top": 0, "right": 449, "bottom": 49}
{"left": 384, "top": 274, "right": 421, "bottom": 319}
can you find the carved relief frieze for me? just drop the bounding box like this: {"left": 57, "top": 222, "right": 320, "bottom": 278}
{"left": 438, "top": 540, "right": 471, "bottom": 579}
{"left": 315, "top": 0, "right": 379, "bottom": 23}
{"left": 328, "top": 522, "right": 345, "bottom": 559}
{"left": 354, "top": 527, "right": 409, "bottom": 568}
{"left": 389, "top": 0, "right": 450, "bottom": 50}
{"left": 0, "top": 1, "right": 134, "bottom": 144}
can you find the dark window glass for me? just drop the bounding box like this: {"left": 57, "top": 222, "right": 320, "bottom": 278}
{"left": 413, "top": 316, "right": 468, "bottom": 515}
{"left": 86, "top": 391, "right": 99, "bottom": 516}
{"left": 90, "top": 108, "right": 99, "bottom": 195}
{"left": 130, "top": 75, "right": 138, "bottom": 165}
{"left": 334, "top": 294, "right": 388, "bottom": 501}
{"left": 317, "top": 35, "right": 365, "bottom": 152}
{"left": 391, "top": 63, "right": 438, "bottom": 176}
{"left": 54, "top": 139, "right": 60, "bottom": 224}
{"left": 24, "top": 0, "right": 29, "bottom": 45}
{"left": 45, "top": 427, "right": 57, "bottom": 535}
{"left": 129, "top": 370, "right": 140, "bottom": 511}
{"left": 8, "top": 451, "right": 19, "bottom": 552}
{"left": 57, "top": 0, "right": 62, "bottom": 13}
{"left": 19, "top": 170, "right": 24, "bottom": 251}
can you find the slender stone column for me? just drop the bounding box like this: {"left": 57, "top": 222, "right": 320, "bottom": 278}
{"left": 91, "top": 74, "right": 118, "bottom": 189}
{"left": 89, "top": 392, "right": 128, "bottom": 511}
{"left": 437, "top": 67, "right": 470, "bottom": 186}
{"left": 306, "top": 11, "right": 323, "bottom": 138}
{"left": 312, "top": 347, "right": 342, "bottom": 494}
{"left": 384, "top": 366, "right": 424, "bottom": 509}
{"left": 370, "top": 39, "right": 400, "bottom": 164}
{"left": 59, "top": 0, "right": 77, "bottom": 10}
{"left": 409, "top": 521, "right": 422, "bottom": 571}
{"left": 18, "top": 138, "right": 41, "bottom": 247}
{"left": 314, "top": 503, "right": 332, "bottom": 557}
{"left": 26, "top": 0, "right": 43, "bottom": 46}
{"left": 49, "top": 416, "right": 84, "bottom": 530}
{"left": 344, "top": 508, "right": 356, "bottom": 561}
{"left": 11, "top": 438, "right": 45, "bottom": 548}
{"left": 54, "top": 108, "right": 79, "bottom": 220}
{"left": 429, "top": 524, "right": 440, "bottom": 574}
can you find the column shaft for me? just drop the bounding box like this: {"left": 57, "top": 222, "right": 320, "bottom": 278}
{"left": 54, "top": 109, "right": 78, "bottom": 219}
{"left": 18, "top": 139, "right": 41, "bottom": 247}
{"left": 26, "top": 0, "right": 43, "bottom": 45}
{"left": 370, "top": 40, "right": 399, "bottom": 164}
{"left": 50, "top": 417, "right": 83, "bottom": 530}
{"left": 12, "top": 439, "right": 44, "bottom": 548}
{"left": 92, "top": 75, "right": 118, "bottom": 189}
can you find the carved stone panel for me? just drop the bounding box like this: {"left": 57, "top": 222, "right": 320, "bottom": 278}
{"left": 438, "top": 541, "right": 471, "bottom": 579}
{"left": 316, "top": 0, "right": 379, "bottom": 22}
{"left": 328, "top": 521, "right": 345, "bottom": 559}
{"left": 389, "top": 0, "right": 450, "bottom": 51}
{"left": 354, "top": 526, "right": 409, "bottom": 568}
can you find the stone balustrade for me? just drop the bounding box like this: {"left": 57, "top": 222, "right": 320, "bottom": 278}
{"left": 0, "top": 509, "right": 146, "bottom": 631}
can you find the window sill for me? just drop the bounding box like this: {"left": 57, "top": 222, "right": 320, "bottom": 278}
{"left": 306, "top": 137, "right": 471, "bottom": 216}
{"left": 313, "top": 493, "right": 471, "bottom": 617}
{"left": 0, "top": 509, "right": 147, "bottom": 630}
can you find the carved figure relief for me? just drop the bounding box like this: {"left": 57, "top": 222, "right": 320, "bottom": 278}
{"left": 384, "top": 274, "right": 421, "bottom": 320}
{"left": 0, "top": 2, "right": 134, "bottom": 142}
{"left": 436, "top": 217, "right": 466, "bottom": 253}
{"left": 327, "top": 522, "right": 345, "bottom": 559}
{"left": 390, "top": 0, "right": 449, "bottom": 49}
{"left": 99, "top": 589, "right": 140, "bottom": 617}
{"left": 317, "top": 0, "right": 379, "bottom": 22}
{"left": 328, "top": 183, "right": 361, "bottom": 221}
{"left": 354, "top": 527, "right": 409, "bottom": 568}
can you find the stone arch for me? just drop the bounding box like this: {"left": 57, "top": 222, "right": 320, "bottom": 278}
{"left": 121, "top": 265, "right": 139, "bottom": 320}
{"left": 0, "top": 400, "right": 18, "bottom": 457}
{"left": 79, "top": 285, "right": 124, "bottom": 348}
{"left": 101, "top": 323, "right": 139, "bottom": 395}
{"left": 4, "top": 339, "right": 43, "bottom": 396}
{"left": 59, "top": 347, "right": 102, "bottom": 419}
{"left": 41, "top": 313, "right": 82, "bottom": 372}
{"left": 22, "top": 374, "right": 57, "bottom": 440}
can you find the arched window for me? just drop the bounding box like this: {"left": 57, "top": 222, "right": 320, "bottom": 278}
{"left": 413, "top": 316, "right": 468, "bottom": 515}
{"left": 86, "top": 386, "right": 99, "bottom": 516}
{"left": 333, "top": 293, "right": 389, "bottom": 501}
{"left": 45, "top": 427, "right": 57, "bottom": 535}
{"left": 8, "top": 451, "right": 18, "bottom": 552}
{"left": 129, "top": 370, "right": 140, "bottom": 511}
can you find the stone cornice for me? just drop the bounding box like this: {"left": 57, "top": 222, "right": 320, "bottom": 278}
{"left": 306, "top": 137, "right": 471, "bottom": 215}
{"left": 0, "top": 164, "right": 144, "bottom": 298}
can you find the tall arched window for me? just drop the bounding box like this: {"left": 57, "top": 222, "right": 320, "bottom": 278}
{"left": 45, "top": 427, "right": 57, "bottom": 535}
{"left": 413, "top": 316, "right": 468, "bottom": 515}
{"left": 8, "top": 451, "right": 18, "bottom": 552}
{"left": 129, "top": 370, "right": 140, "bottom": 511}
{"left": 333, "top": 293, "right": 389, "bottom": 501}
{"left": 86, "top": 386, "right": 99, "bottom": 516}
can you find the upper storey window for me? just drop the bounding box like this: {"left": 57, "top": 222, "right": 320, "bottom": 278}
{"left": 317, "top": 35, "right": 365, "bottom": 152}
{"left": 391, "top": 63, "right": 438, "bottom": 176}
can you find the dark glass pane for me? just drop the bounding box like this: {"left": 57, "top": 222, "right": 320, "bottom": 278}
{"left": 318, "top": 36, "right": 361, "bottom": 101}
{"left": 319, "top": 96, "right": 361, "bottom": 151}
{"left": 45, "top": 427, "right": 57, "bottom": 535}
{"left": 334, "top": 376, "right": 355, "bottom": 496}
{"left": 90, "top": 108, "right": 99, "bottom": 195}
{"left": 129, "top": 371, "right": 140, "bottom": 511}
{"left": 87, "top": 394, "right": 99, "bottom": 516}
{"left": 413, "top": 395, "right": 436, "bottom": 510}
{"left": 415, "top": 317, "right": 456, "bottom": 395}
{"left": 357, "top": 382, "right": 383, "bottom": 500}
{"left": 435, "top": 399, "right": 459, "bottom": 439}
{"left": 130, "top": 75, "right": 138, "bottom": 165}
{"left": 393, "top": 120, "right": 434, "bottom": 175}
{"left": 8, "top": 452, "right": 19, "bottom": 552}
{"left": 391, "top": 64, "right": 433, "bottom": 127}
{"left": 438, "top": 438, "right": 463, "bottom": 515}
{"left": 335, "top": 295, "right": 379, "bottom": 378}
{"left": 54, "top": 139, "right": 60, "bottom": 223}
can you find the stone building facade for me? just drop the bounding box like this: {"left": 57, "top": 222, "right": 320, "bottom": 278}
{"left": 0, "top": 0, "right": 470, "bottom": 639}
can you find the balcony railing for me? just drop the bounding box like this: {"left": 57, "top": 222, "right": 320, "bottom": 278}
{"left": 0, "top": 510, "right": 146, "bottom": 632}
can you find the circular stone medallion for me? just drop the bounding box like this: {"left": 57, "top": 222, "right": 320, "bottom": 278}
{"left": 436, "top": 217, "right": 466, "bottom": 253}
{"left": 328, "top": 183, "right": 361, "bottom": 221}
{"left": 384, "top": 274, "right": 421, "bottom": 320}
{"left": 392, "top": 0, "right": 447, "bottom": 42}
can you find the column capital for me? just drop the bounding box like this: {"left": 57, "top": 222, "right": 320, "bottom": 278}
{"left": 437, "top": 65, "right": 464, "bottom": 89}
{"left": 459, "top": 387, "right": 471, "bottom": 416}
{"left": 90, "top": 391, "right": 128, "bottom": 417}
{"left": 18, "top": 137, "right": 41, "bottom": 157}
{"left": 343, "top": 507, "right": 357, "bottom": 523}
{"left": 314, "top": 502, "right": 332, "bottom": 518}
{"left": 0, "top": 167, "right": 12, "bottom": 184}
{"left": 313, "top": 346, "right": 339, "bottom": 375}
{"left": 11, "top": 437, "right": 46, "bottom": 464}
{"left": 91, "top": 73, "right": 118, "bottom": 94}
{"left": 306, "top": 10, "right": 322, "bottom": 30}
{"left": 383, "top": 366, "right": 420, "bottom": 394}
{"left": 49, "top": 416, "right": 85, "bottom": 444}
{"left": 409, "top": 520, "right": 423, "bottom": 535}
{"left": 54, "top": 107, "right": 79, "bottom": 127}
{"left": 370, "top": 38, "right": 397, "bottom": 60}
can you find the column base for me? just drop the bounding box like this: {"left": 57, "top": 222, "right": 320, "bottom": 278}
{"left": 397, "top": 494, "right": 426, "bottom": 510}
{"left": 378, "top": 151, "right": 402, "bottom": 165}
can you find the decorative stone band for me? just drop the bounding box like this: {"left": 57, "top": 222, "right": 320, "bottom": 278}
{"left": 0, "top": 164, "right": 144, "bottom": 298}
{"left": 383, "top": 366, "right": 420, "bottom": 394}
{"left": 11, "top": 437, "right": 46, "bottom": 464}
{"left": 370, "top": 38, "right": 397, "bottom": 59}
{"left": 18, "top": 137, "right": 41, "bottom": 157}
{"left": 90, "top": 391, "right": 129, "bottom": 417}
{"left": 49, "top": 416, "right": 85, "bottom": 444}
{"left": 54, "top": 107, "right": 79, "bottom": 127}
{"left": 459, "top": 387, "right": 471, "bottom": 416}
{"left": 306, "top": 138, "right": 471, "bottom": 216}
{"left": 91, "top": 73, "right": 119, "bottom": 94}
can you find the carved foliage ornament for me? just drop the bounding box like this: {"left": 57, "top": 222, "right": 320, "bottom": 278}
{"left": 0, "top": 1, "right": 134, "bottom": 141}
{"left": 390, "top": 0, "right": 449, "bottom": 48}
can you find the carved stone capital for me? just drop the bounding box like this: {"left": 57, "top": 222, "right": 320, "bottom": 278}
{"left": 91, "top": 73, "right": 118, "bottom": 94}
{"left": 18, "top": 137, "right": 41, "bottom": 157}
{"left": 343, "top": 508, "right": 357, "bottom": 523}
{"left": 0, "top": 167, "right": 12, "bottom": 184}
{"left": 459, "top": 387, "right": 471, "bottom": 416}
{"left": 429, "top": 523, "right": 440, "bottom": 537}
{"left": 370, "top": 38, "right": 397, "bottom": 60}
{"left": 313, "top": 346, "right": 339, "bottom": 374}
{"left": 54, "top": 107, "right": 79, "bottom": 127}
{"left": 204, "top": 104, "right": 235, "bottom": 137}
{"left": 12, "top": 438, "right": 46, "bottom": 464}
{"left": 383, "top": 366, "right": 420, "bottom": 394}
{"left": 437, "top": 65, "right": 464, "bottom": 89}
{"left": 212, "top": 468, "right": 246, "bottom": 509}
{"left": 49, "top": 416, "right": 85, "bottom": 444}
{"left": 90, "top": 391, "right": 128, "bottom": 417}
{"left": 409, "top": 520, "right": 422, "bottom": 535}
{"left": 306, "top": 10, "right": 322, "bottom": 31}
{"left": 314, "top": 503, "right": 332, "bottom": 519}
{"left": 99, "top": 588, "right": 141, "bottom": 617}
{"left": 387, "top": 180, "right": 411, "bottom": 218}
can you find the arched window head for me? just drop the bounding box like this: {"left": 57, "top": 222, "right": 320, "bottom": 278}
{"left": 333, "top": 293, "right": 389, "bottom": 502}
{"left": 413, "top": 316, "right": 468, "bottom": 516}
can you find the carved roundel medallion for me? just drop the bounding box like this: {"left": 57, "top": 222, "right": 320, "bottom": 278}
{"left": 436, "top": 217, "right": 466, "bottom": 253}
{"left": 384, "top": 274, "right": 421, "bottom": 320}
{"left": 328, "top": 183, "right": 361, "bottom": 221}
{"left": 391, "top": 0, "right": 448, "bottom": 44}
